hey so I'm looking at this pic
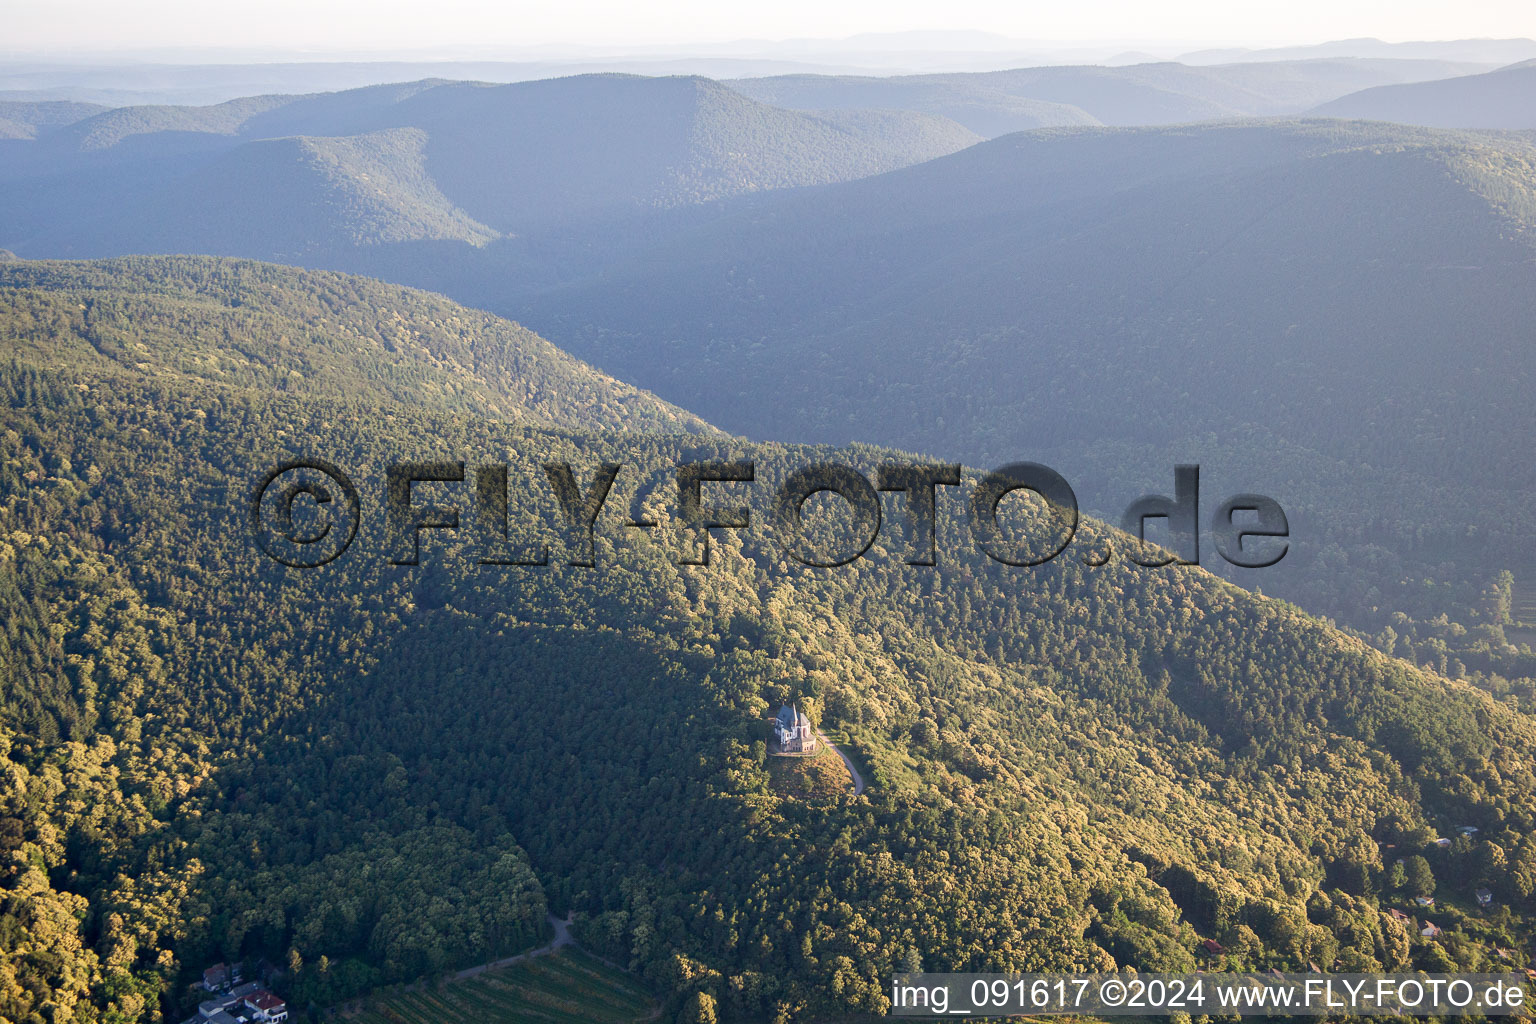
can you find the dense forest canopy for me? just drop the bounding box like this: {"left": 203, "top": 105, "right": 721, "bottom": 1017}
{"left": 0, "top": 256, "right": 1533, "bottom": 1021}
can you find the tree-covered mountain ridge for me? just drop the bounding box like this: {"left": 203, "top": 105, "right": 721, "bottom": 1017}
{"left": 0, "top": 254, "right": 714, "bottom": 433}
{"left": 2, "top": 255, "right": 1535, "bottom": 1021}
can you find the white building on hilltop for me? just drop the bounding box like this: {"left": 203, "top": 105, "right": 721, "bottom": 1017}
{"left": 773, "top": 704, "right": 817, "bottom": 754}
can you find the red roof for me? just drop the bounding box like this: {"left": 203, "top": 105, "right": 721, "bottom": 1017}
{"left": 1201, "top": 939, "right": 1224, "bottom": 954}
{"left": 248, "top": 991, "right": 286, "bottom": 1010}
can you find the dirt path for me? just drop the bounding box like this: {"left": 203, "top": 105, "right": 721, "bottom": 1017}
{"left": 817, "top": 730, "right": 866, "bottom": 795}
{"left": 452, "top": 912, "right": 573, "bottom": 981}
{"left": 332, "top": 911, "right": 650, "bottom": 1019}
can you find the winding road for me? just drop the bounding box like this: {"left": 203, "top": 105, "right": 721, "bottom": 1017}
{"left": 816, "top": 729, "right": 866, "bottom": 795}
{"left": 451, "top": 912, "right": 573, "bottom": 981}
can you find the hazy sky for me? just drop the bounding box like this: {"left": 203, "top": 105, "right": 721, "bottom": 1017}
{"left": 7, "top": 0, "right": 1536, "bottom": 57}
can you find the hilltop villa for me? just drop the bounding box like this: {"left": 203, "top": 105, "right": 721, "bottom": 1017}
{"left": 773, "top": 704, "right": 817, "bottom": 754}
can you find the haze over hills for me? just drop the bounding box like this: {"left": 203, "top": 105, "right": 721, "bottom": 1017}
{"left": 511, "top": 119, "right": 1536, "bottom": 474}
{"left": 3, "top": 255, "right": 1535, "bottom": 1023}
{"left": 1180, "top": 37, "right": 1536, "bottom": 66}
{"left": 1313, "top": 60, "right": 1536, "bottom": 130}
{"left": 0, "top": 74, "right": 981, "bottom": 255}
{"left": 3, "top": 35, "right": 1529, "bottom": 105}
{"left": 5, "top": 57, "right": 1509, "bottom": 271}
{"left": 0, "top": 58, "right": 945, "bottom": 107}
{"left": 2, "top": 56, "right": 1517, "bottom": 263}
{"left": 5, "top": 56, "right": 1521, "bottom": 263}
{"left": 728, "top": 57, "right": 1494, "bottom": 135}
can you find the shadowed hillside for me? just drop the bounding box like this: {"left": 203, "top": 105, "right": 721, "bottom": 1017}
{"left": 502, "top": 119, "right": 1536, "bottom": 651}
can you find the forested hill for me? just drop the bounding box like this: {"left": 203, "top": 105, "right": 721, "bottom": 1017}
{"left": 0, "top": 255, "right": 713, "bottom": 434}
{"left": 3, "top": 255, "right": 1535, "bottom": 1022}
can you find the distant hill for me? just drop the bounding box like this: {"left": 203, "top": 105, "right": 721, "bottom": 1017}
{"left": 728, "top": 58, "right": 1493, "bottom": 135}
{"left": 726, "top": 72, "right": 1098, "bottom": 135}
{"left": 0, "top": 56, "right": 949, "bottom": 107}
{"left": 0, "top": 99, "right": 108, "bottom": 137}
{"left": 1312, "top": 61, "right": 1536, "bottom": 130}
{"left": 341, "top": 75, "right": 982, "bottom": 232}
{"left": 90, "top": 128, "right": 502, "bottom": 254}
{"left": 1, "top": 74, "right": 981, "bottom": 254}
{"left": 48, "top": 94, "right": 292, "bottom": 151}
